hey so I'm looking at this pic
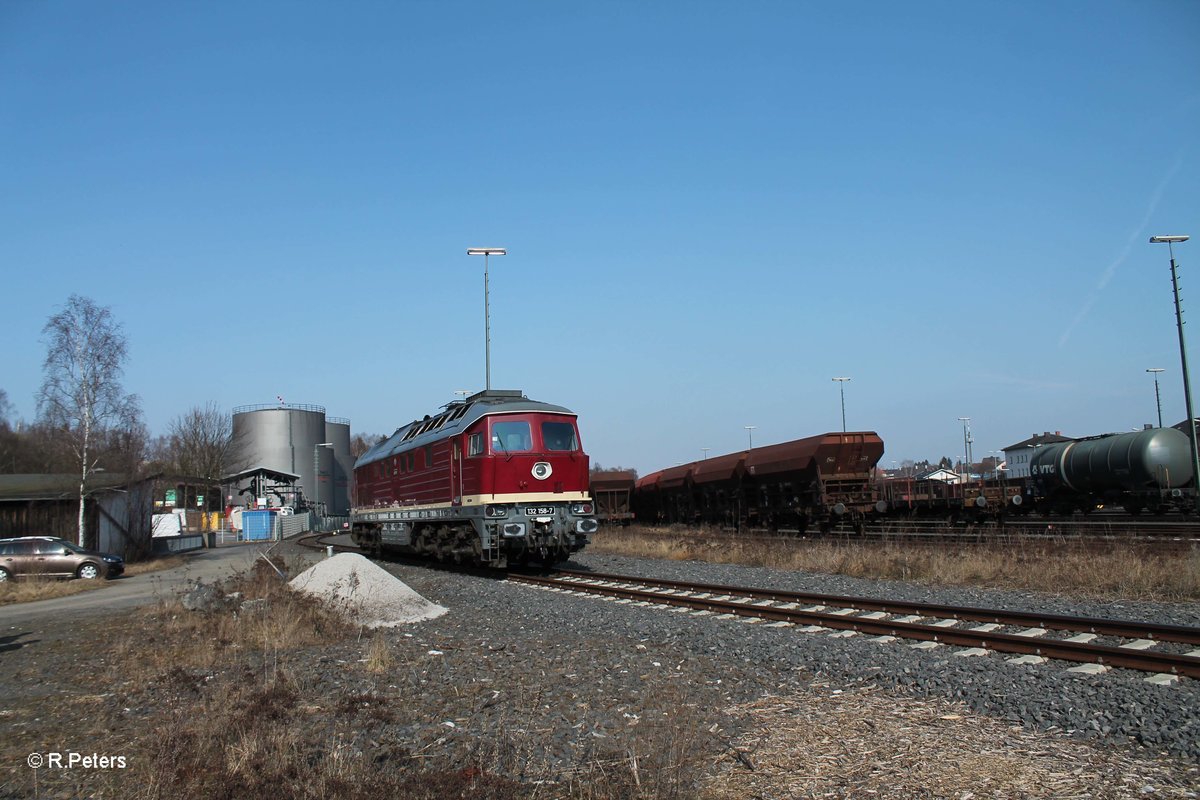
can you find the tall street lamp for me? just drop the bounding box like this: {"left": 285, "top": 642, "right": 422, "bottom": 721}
{"left": 467, "top": 248, "right": 507, "bottom": 391}
{"left": 701, "top": 447, "right": 710, "bottom": 460}
{"left": 744, "top": 426, "right": 757, "bottom": 449}
{"left": 1146, "top": 368, "right": 1165, "bottom": 428}
{"left": 1150, "top": 234, "right": 1200, "bottom": 511}
{"left": 832, "top": 377, "right": 851, "bottom": 432}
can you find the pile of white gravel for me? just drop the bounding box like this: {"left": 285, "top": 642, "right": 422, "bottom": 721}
{"left": 289, "top": 553, "right": 447, "bottom": 627}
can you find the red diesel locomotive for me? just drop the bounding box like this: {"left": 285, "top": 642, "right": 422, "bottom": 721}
{"left": 350, "top": 389, "right": 598, "bottom": 567}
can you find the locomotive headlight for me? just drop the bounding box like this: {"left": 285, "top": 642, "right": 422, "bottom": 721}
{"left": 485, "top": 504, "right": 508, "bottom": 518}
{"left": 532, "top": 462, "right": 553, "bottom": 480}
{"left": 570, "top": 502, "right": 594, "bottom": 515}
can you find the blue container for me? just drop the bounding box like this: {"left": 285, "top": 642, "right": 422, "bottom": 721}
{"left": 242, "top": 510, "right": 277, "bottom": 541}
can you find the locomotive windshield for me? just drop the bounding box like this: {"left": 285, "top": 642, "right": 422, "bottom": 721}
{"left": 541, "top": 421, "right": 578, "bottom": 451}
{"left": 492, "top": 420, "right": 532, "bottom": 452}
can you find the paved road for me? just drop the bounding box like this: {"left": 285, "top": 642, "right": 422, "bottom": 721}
{"left": 0, "top": 542, "right": 296, "bottom": 627}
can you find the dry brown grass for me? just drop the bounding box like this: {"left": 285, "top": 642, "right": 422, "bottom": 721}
{"left": 0, "top": 575, "right": 106, "bottom": 605}
{"left": 95, "top": 559, "right": 621, "bottom": 799}
{"left": 130, "top": 670, "right": 534, "bottom": 800}
{"left": 701, "top": 686, "right": 1200, "bottom": 799}
{"left": 365, "top": 632, "right": 393, "bottom": 674}
{"left": 590, "top": 525, "right": 1200, "bottom": 601}
{"left": 110, "top": 557, "right": 349, "bottom": 677}
{"left": 124, "top": 555, "right": 186, "bottom": 576}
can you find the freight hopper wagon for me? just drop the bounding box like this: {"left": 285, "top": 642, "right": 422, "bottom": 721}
{"left": 351, "top": 390, "right": 599, "bottom": 567}
{"left": 589, "top": 470, "right": 637, "bottom": 525}
{"left": 634, "top": 432, "right": 886, "bottom": 532}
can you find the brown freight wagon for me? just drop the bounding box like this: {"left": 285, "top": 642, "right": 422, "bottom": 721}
{"left": 589, "top": 470, "right": 637, "bottom": 524}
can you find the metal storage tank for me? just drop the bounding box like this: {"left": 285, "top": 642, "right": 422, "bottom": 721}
{"left": 231, "top": 404, "right": 329, "bottom": 511}
{"left": 324, "top": 417, "right": 353, "bottom": 516}
{"left": 313, "top": 442, "right": 334, "bottom": 514}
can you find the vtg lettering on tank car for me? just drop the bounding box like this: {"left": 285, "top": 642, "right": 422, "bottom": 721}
{"left": 350, "top": 389, "right": 599, "bottom": 567}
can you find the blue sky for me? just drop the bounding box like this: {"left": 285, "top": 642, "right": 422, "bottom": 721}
{"left": 2, "top": 1, "right": 1198, "bottom": 474}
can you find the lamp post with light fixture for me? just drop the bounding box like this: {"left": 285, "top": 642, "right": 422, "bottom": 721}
{"left": 467, "top": 248, "right": 507, "bottom": 391}
{"left": 1146, "top": 368, "right": 1165, "bottom": 428}
{"left": 832, "top": 377, "right": 850, "bottom": 432}
{"left": 1149, "top": 235, "right": 1200, "bottom": 512}
{"left": 744, "top": 426, "right": 756, "bottom": 449}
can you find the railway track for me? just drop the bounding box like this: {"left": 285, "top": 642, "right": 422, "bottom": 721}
{"left": 510, "top": 570, "right": 1200, "bottom": 680}
{"left": 298, "top": 532, "right": 1200, "bottom": 678}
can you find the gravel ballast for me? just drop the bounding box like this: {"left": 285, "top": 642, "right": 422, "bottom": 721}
{"left": 341, "top": 548, "right": 1200, "bottom": 769}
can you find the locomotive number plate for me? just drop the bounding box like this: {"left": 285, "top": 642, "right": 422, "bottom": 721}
{"left": 525, "top": 506, "right": 554, "bottom": 516}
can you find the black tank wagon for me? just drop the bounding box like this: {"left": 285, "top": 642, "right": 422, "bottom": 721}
{"left": 1029, "top": 427, "right": 1195, "bottom": 514}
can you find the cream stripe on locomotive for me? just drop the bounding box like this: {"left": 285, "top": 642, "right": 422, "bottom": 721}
{"left": 353, "top": 492, "right": 591, "bottom": 522}
{"left": 460, "top": 491, "right": 589, "bottom": 506}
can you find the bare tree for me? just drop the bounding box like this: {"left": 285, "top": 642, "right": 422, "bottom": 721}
{"left": 350, "top": 432, "right": 386, "bottom": 460}
{"left": 37, "top": 295, "right": 140, "bottom": 546}
{"left": 168, "top": 402, "right": 234, "bottom": 480}
{"left": 0, "top": 389, "right": 12, "bottom": 430}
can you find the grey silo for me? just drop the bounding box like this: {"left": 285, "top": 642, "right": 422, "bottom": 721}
{"left": 324, "top": 418, "right": 353, "bottom": 516}
{"left": 231, "top": 404, "right": 329, "bottom": 510}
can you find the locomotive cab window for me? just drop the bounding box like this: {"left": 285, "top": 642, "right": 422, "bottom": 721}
{"left": 492, "top": 420, "right": 532, "bottom": 453}
{"left": 541, "top": 422, "right": 578, "bottom": 451}
{"left": 468, "top": 432, "right": 484, "bottom": 457}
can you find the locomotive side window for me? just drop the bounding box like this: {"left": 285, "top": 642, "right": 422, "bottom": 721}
{"left": 541, "top": 422, "right": 578, "bottom": 451}
{"left": 468, "top": 432, "right": 484, "bottom": 457}
{"left": 492, "top": 421, "right": 532, "bottom": 453}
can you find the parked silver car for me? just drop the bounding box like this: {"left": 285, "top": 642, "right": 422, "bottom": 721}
{"left": 0, "top": 536, "right": 124, "bottom": 582}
